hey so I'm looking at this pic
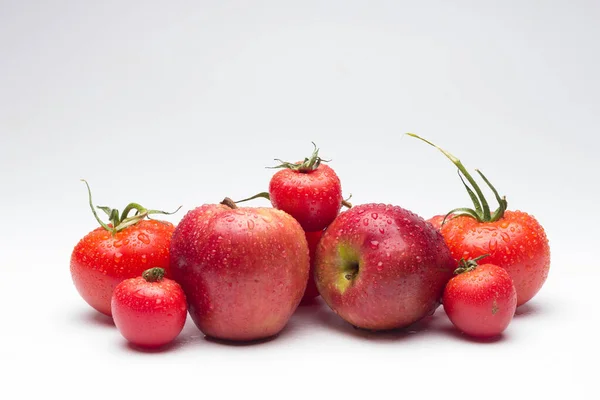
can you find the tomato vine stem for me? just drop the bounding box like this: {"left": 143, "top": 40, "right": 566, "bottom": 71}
{"left": 406, "top": 133, "right": 508, "bottom": 224}
{"left": 81, "top": 179, "right": 181, "bottom": 234}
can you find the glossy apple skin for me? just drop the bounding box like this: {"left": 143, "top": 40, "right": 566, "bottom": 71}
{"left": 315, "top": 204, "right": 455, "bottom": 330}
{"left": 300, "top": 230, "right": 323, "bottom": 303}
{"left": 169, "top": 204, "right": 310, "bottom": 341}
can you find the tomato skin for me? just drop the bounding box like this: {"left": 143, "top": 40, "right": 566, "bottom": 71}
{"left": 111, "top": 275, "right": 187, "bottom": 347}
{"left": 301, "top": 230, "right": 323, "bottom": 303}
{"left": 427, "top": 214, "right": 454, "bottom": 231}
{"left": 440, "top": 210, "right": 550, "bottom": 307}
{"left": 443, "top": 263, "right": 517, "bottom": 338}
{"left": 70, "top": 220, "right": 175, "bottom": 316}
{"left": 269, "top": 164, "right": 342, "bottom": 232}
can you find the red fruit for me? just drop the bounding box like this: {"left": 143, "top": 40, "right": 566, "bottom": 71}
{"left": 409, "top": 134, "right": 551, "bottom": 306}
{"left": 301, "top": 230, "right": 323, "bottom": 303}
{"left": 315, "top": 203, "right": 455, "bottom": 330}
{"left": 112, "top": 267, "right": 187, "bottom": 347}
{"left": 443, "top": 260, "right": 517, "bottom": 338}
{"left": 441, "top": 212, "right": 549, "bottom": 306}
{"left": 427, "top": 214, "right": 454, "bottom": 231}
{"left": 239, "top": 143, "right": 347, "bottom": 231}
{"left": 270, "top": 162, "right": 342, "bottom": 231}
{"left": 169, "top": 198, "right": 310, "bottom": 342}
{"left": 70, "top": 180, "right": 179, "bottom": 316}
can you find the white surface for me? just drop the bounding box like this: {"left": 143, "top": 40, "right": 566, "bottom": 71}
{"left": 1, "top": 1, "right": 599, "bottom": 399}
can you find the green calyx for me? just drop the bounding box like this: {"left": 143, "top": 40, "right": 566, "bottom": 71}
{"left": 142, "top": 267, "right": 165, "bottom": 282}
{"left": 406, "top": 133, "right": 508, "bottom": 225}
{"left": 269, "top": 142, "right": 330, "bottom": 173}
{"left": 454, "top": 254, "right": 489, "bottom": 275}
{"left": 81, "top": 179, "right": 181, "bottom": 235}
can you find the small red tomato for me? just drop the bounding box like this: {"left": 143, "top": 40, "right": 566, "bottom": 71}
{"left": 443, "top": 259, "right": 517, "bottom": 338}
{"left": 70, "top": 180, "right": 179, "bottom": 316}
{"left": 268, "top": 143, "right": 346, "bottom": 231}
{"left": 112, "top": 267, "right": 187, "bottom": 347}
{"left": 300, "top": 230, "right": 323, "bottom": 303}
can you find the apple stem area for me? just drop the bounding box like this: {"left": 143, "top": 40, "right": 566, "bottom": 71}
{"left": 344, "top": 262, "right": 359, "bottom": 281}
{"left": 220, "top": 197, "right": 238, "bottom": 209}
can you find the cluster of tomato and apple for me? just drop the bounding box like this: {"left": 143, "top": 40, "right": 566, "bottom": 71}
{"left": 70, "top": 134, "right": 550, "bottom": 347}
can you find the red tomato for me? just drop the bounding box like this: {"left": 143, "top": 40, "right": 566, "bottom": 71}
{"left": 441, "top": 211, "right": 549, "bottom": 306}
{"left": 301, "top": 230, "right": 323, "bottom": 303}
{"left": 270, "top": 164, "right": 343, "bottom": 232}
{"left": 112, "top": 267, "right": 187, "bottom": 347}
{"left": 409, "top": 134, "right": 550, "bottom": 307}
{"left": 70, "top": 181, "right": 178, "bottom": 316}
{"left": 427, "top": 214, "right": 453, "bottom": 231}
{"left": 443, "top": 262, "right": 517, "bottom": 338}
{"left": 266, "top": 143, "right": 345, "bottom": 232}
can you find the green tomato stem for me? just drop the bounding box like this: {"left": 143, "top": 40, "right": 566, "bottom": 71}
{"left": 142, "top": 267, "right": 165, "bottom": 282}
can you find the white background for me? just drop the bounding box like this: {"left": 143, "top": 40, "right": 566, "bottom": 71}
{"left": 1, "top": 0, "right": 599, "bottom": 399}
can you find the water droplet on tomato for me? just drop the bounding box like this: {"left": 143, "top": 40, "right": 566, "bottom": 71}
{"left": 114, "top": 253, "right": 123, "bottom": 263}
{"left": 114, "top": 240, "right": 123, "bottom": 248}
{"left": 141, "top": 254, "right": 147, "bottom": 263}
{"left": 138, "top": 233, "right": 150, "bottom": 244}
{"left": 489, "top": 238, "right": 498, "bottom": 251}
{"left": 500, "top": 232, "right": 510, "bottom": 243}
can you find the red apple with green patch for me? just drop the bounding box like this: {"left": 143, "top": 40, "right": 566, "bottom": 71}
{"left": 315, "top": 203, "right": 455, "bottom": 330}
{"left": 169, "top": 198, "right": 310, "bottom": 342}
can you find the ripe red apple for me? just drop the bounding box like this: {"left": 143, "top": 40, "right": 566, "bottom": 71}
{"left": 169, "top": 199, "right": 310, "bottom": 342}
{"left": 315, "top": 203, "right": 455, "bottom": 330}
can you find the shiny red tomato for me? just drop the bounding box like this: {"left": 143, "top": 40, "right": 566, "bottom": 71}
{"left": 427, "top": 214, "right": 452, "bottom": 231}
{"left": 112, "top": 267, "right": 187, "bottom": 347}
{"left": 409, "top": 134, "right": 550, "bottom": 306}
{"left": 443, "top": 261, "right": 517, "bottom": 338}
{"left": 269, "top": 162, "right": 343, "bottom": 232}
{"left": 70, "top": 180, "right": 178, "bottom": 316}
{"left": 300, "top": 230, "right": 323, "bottom": 303}
{"left": 441, "top": 211, "right": 549, "bottom": 306}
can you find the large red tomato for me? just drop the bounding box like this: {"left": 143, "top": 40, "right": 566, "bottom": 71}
{"left": 409, "top": 134, "right": 550, "bottom": 306}
{"left": 70, "top": 180, "right": 178, "bottom": 316}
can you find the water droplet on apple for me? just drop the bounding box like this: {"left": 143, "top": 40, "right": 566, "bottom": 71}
{"left": 247, "top": 219, "right": 255, "bottom": 230}
{"left": 371, "top": 213, "right": 378, "bottom": 220}
{"left": 226, "top": 216, "right": 235, "bottom": 222}
{"left": 377, "top": 261, "right": 383, "bottom": 271}
{"left": 370, "top": 240, "right": 379, "bottom": 249}
{"left": 363, "top": 218, "right": 369, "bottom": 226}
{"left": 379, "top": 227, "right": 385, "bottom": 234}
